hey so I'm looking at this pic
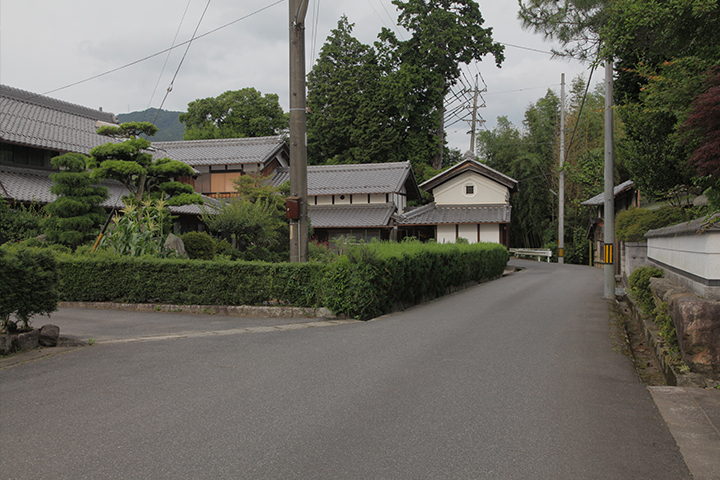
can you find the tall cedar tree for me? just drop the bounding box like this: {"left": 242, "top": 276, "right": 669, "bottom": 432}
{"left": 89, "top": 122, "right": 202, "bottom": 206}
{"left": 307, "top": 2, "right": 502, "bottom": 170}
{"left": 42, "top": 153, "right": 109, "bottom": 249}
{"left": 307, "top": 17, "right": 399, "bottom": 165}
{"left": 381, "top": 0, "right": 504, "bottom": 169}
{"left": 180, "top": 88, "right": 288, "bottom": 140}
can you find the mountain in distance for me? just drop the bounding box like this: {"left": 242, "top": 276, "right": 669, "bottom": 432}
{"left": 117, "top": 108, "right": 185, "bottom": 141}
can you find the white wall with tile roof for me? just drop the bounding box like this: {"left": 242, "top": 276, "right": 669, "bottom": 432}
{"left": 432, "top": 171, "right": 509, "bottom": 205}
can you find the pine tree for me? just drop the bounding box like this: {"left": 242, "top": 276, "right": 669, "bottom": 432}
{"left": 89, "top": 122, "right": 202, "bottom": 206}
{"left": 42, "top": 153, "right": 109, "bottom": 249}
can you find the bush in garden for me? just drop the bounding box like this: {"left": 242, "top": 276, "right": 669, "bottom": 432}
{"left": 181, "top": 231, "right": 215, "bottom": 260}
{"left": 0, "top": 246, "right": 58, "bottom": 333}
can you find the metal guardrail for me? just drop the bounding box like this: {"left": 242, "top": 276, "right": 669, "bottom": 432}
{"left": 509, "top": 248, "right": 552, "bottom": 262}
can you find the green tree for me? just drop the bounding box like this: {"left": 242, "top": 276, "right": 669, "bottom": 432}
{"left": 41, "top": 153, "right": 109, "bottom": 249}
{"left": 200, "top": 174, "right": 290, "bottom": 262}
{"left": 307, "top": 17, "right": 398, "bottom": 165}
{"left": 89, "top": 122, "right": 202, "bottom": 206}
{"left": 307, "top": 3, "right": 502, "bottom": 171}
{"left": 518, "top": 0, "right": 610, "bottom": 61}
{"left": 180, "top": 88, "right": 288, "bottom": 140}
{"left": 381, "top": 0, "right": 504, "bottom": 168}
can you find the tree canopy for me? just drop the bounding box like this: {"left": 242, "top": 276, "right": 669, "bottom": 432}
{"left": 180, "top": 88, "right": 288, "bottom": 140}
{"left": 89, "top": 122, "right": 202, "bottom": 206}
{"left": 307, "top": 2, "right": 502, "bottom": 170}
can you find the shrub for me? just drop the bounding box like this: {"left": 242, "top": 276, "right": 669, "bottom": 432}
{"left": 181, "top": 231, "right": 215, "bottom": 260}
{"left": 0, "top": 246, "right": 58, "bottom": 333}
{"left": 628, "top": 266, "right": 664, "bottom": 316}
{"left": 0, "top": 198, "right": 44, "bottom": 244}
{"left": 616, "top": 206, "right": 697, "bottom": 242}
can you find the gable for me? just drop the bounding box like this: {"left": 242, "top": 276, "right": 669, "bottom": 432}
{"left": 432, "top": 171, "right": 509, "bottom": 205}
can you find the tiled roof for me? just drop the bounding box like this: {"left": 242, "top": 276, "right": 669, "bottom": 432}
{"left": 271, "top": 161, "right": 421, "bottom": 199}
{"left": 0, "top": 84, "right": 118, "bottom": 154}
{"left": 420, "top": 157, "right": 518, "bottom": 193}
{"left": 308, "top": 203, "right": 396, "bottom": 228}
{"left": 0, "top": 164, "right": 214, "bottom": 215}
{"left": 645, "top": 213, "right": 720, "bottom": 238}
{"left": 398, "top": 202, "right": 512, "bottom": 225}
{"left": 152, "top": 136, "right": 287, "bottom": 166}
{"left": 581, "top": 180, "right": 635, "bottom": 206}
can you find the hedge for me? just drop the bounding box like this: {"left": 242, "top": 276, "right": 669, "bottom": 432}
{"left": 322, "top": 241, "right": 509, "bottom": 319}
{"left": 57, "top": 256, "right": 325, "bottom": 308}
{"left": 55, "top": 241, "right": 509, "bottom": 320}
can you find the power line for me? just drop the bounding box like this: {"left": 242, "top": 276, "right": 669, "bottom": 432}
{"left": 144, "top": 0, "right": 193, "bottom": 118}
{"left": 152, "top": 0, "right": 213, "bottom": 124}
{"left": 37, "top": 0, "right": 285, "bottom": 99}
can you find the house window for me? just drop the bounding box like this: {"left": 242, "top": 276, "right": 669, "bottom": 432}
{"left": 463, "top": 182, "right": 477, "bottom": 197}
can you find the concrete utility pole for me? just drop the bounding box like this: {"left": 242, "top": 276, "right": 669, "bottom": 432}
{"left": 558, "top": 73, "right": 565, "bottom": 265}
{"left": 466, "top": 74, "right": 486, "bottom": 153}
{"left": 289, "top": 0, "right": 309, "bottom": 263}
{"left": 603, "top": 60, "right": 615, "bottom": 298}
{"left": 469, "top": 75, "right": 480, "bottom": 153}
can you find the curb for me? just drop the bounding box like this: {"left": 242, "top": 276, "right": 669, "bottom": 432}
{"left": 59, "top": 301, "right": 343, "bottom": 320}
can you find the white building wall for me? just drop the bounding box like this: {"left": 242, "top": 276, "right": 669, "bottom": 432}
{"left": 433, "top": 171, "right": 508, "bottom": 205}
{"left": 437, "top": 224, "right": 456, "bottom": 244}
{"left": 458, "top": 224, "right": 476, "bottom": 243}
{"left": 479, "top": 224, "right": 500, "bottom": 243}
{"left": 316, "top": 195, "right": 332, "bottom": 206}
{"left": 369, "top": 194, "right": 386, "bottom": 204}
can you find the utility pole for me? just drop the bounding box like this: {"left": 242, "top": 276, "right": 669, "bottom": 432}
{"left": 603, "top": 60, "right": 615, "bottom": 298}
{"left": 469, "top": 75, "right": 479, "bottom": 153}
{"left": 288, "top": 0, "right": 309, "bottom": 263}
{"left": 558, "top": 73, "right": 565, "bottom": 265}
{"left": 466, "top": 74, "right": 486, "bottom": 153}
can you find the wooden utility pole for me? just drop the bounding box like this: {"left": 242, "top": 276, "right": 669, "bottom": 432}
{"left": 288, "top": 0, "right": 309, "bottom": 263}
{"left": 558, "top": 73, "right": 565, "bottom": 265}
{"left": 603, "top": 60, "right": 615, "bottom": 298}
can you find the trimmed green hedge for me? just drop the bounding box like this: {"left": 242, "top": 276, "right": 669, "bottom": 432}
{"left": 56, "top": 241, "right": 509, "bottom": 320}
{"left": 57, "top": 256, "right": 325, "bottom": 308}
{"left": 323, "top": 242, "right": 509, "bottom": 319}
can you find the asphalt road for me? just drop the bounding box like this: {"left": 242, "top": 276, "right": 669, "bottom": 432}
{"left": 0, "top": 260, "right": 691, "bottom": 479}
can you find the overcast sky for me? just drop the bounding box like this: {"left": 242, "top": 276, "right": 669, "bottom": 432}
{"left": 0, "top": 0, "right": 598, "bottom": 152}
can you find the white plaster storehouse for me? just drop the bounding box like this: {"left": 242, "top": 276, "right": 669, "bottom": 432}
{"left": 398, "top": 153, "right": 518, "bottom": 246}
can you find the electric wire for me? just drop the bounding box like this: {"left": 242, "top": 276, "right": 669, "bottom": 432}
{"left": 36, "top": 0, "right": 285, "bottom": 99}
{"left": 144, "top": 0, "right": 193, "bottom": 121}
{"left": 152, "top": 0, "right": 212, "bottom": 124}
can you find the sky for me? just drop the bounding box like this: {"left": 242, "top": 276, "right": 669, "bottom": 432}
{"left": 0, "top": 0, "right": 599, "bottom": 152}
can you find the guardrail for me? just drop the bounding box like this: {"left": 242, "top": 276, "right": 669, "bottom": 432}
{"left": 509, "top": 248, "right": 552, "bottom": 262}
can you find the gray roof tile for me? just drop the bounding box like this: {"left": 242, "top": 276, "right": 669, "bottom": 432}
{"left": 0, "top": 164, "right": 214, "bottom": 215}
{"left": 271, "top": 161, "right": 420, "bottom": 198}
{"left": 398, "top": 202, "right": 512, "bottom": 225}
{"left": 153, "top": 136, "right": 287, "bottom": 166}
{"left": 1, "top": 84, "right": 118, "bottom": 154}
{"left": 308, "top": 203, "right": 396, "bottom": 228}
{"left": 581, "top": 180, "right": 635, "bottom": 206}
